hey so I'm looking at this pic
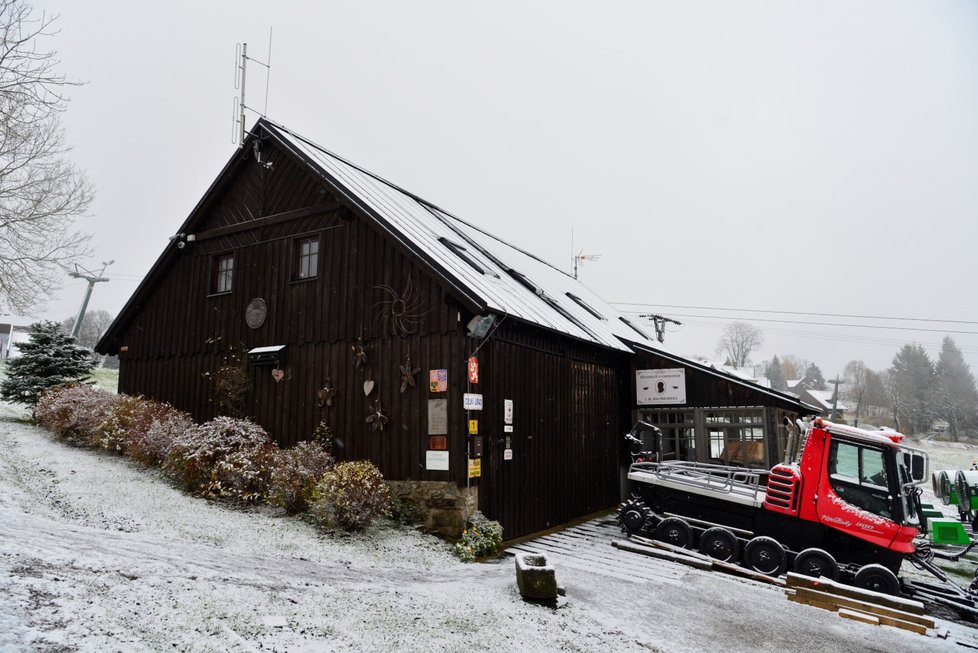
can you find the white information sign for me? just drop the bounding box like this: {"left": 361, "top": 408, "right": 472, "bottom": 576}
{"left": 504, "top": 399, "right": 514, "bottom": 424}
{"left": 463, "top": 393, "right": 484, "bottom": 411}
{"left": 503, "top": 425, "right": 514, "bottom": 433}
{"left": 636, "top": 368, "right": 687, "bottom": 405}
{"left": 425, "top": 450, "right": 450, "bottom": 471}
{"left": 503, "top": 448, "right": 513, "bottom": 461}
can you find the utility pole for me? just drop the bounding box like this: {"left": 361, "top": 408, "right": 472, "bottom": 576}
{"left": 639, "top": 314, "right": 682, "bottom": 344}
{"left": 69, "top": 260, "right": 113, "bottom": 339}
{"left": 828, "top": 376, "right": 846, "bottom": 421}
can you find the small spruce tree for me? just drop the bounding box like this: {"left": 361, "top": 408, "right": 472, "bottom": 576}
{"left": 0, "top": 321, "right": 96, "bottom": 417}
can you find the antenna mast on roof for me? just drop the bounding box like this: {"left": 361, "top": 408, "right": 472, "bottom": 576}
{"left": 233, "top": 28, "right": 273, "bottom": 148}
{"left": 570, "top": 229, "right": 601, "bottom": 280}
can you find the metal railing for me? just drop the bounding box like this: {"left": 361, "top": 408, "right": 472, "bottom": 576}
{"left": 629, "top": 460, "right": 766, "bottom": 501}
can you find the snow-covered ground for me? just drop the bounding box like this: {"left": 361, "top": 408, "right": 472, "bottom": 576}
{"left": 0, "top": 399, "right": 973, "bottom": 652}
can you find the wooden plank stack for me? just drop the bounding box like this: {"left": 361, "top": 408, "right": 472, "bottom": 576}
{"left": 784, "top": 573, "right": 941, "bottom": 637}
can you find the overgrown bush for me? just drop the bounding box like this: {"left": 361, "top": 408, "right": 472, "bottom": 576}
{"left": 311, "top": 420, "right": 334, "bottom": 452}
{"left": 89, "top": 395, "right": 179, "bottom": 455}
{"left": 307, "top": 460, "right": 391, "bottom": 531}
{"left": 35, "top": 384, "right": 120, "bottom": 445}
{"left": 163, "top": 417, "right": 277, "bottom": 503}
{"left": 452, "top": 511, "right": 503, "bottom": 562}
{"left": 265, "top": 440, "right": 336, "bottom": 514}
{"left": 127, "top": 407, "right": 194, "bottom": 467}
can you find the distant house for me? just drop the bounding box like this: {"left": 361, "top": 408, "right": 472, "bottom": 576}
{"left": 796, "top": 387, "right": 847, "bottom": 419}
{"left": 97, "top": 119, "right": 816, "bottom": 538}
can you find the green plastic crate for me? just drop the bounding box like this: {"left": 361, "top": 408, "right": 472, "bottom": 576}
{"left": 930, "top": 518, "right": 972, "bottom": 546}
{"left": 922, "top": 508, "right": 944, "bottom": 520}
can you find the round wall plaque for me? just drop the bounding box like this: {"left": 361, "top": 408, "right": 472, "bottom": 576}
{"left": 246, "top": 298, "right": 267, "bottom": 329}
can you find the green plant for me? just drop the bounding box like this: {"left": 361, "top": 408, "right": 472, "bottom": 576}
{"left": 452, "top": 512, "right": 503, "bottom": 562}
{"left": 387, "top": 491, "right": 422, "bottom": 526}
{"left": 1, "top": 321, "right": 96, "bottom": 416}
{"left": 307, "top": 460, "right": 391, "bottom": 531}
{"left": 311, "top": 420, "right": 334, "bottom": 452}
{"left": 266, "top": 441, "right": 336, "bottom": 514}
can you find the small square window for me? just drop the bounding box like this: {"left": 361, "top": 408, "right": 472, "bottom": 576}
{"left": 296, "top": 237, "right": 319, "bottom": 279}
{"left": 215, "top": 254, "right": 233, "bottom": 293}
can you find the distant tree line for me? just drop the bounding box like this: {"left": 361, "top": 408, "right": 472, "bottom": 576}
{"left": 760, "top": 336, "right": 978, "bottom": 440}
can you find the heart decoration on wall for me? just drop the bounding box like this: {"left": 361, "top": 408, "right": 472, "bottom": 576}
{"left": 271, "top": 369, "right": 285, "bottom": 383}
{"left": 363, "top": 379, "right": 375, "bottom": 396}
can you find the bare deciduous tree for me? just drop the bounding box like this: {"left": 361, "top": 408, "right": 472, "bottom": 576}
{"left": 715, "top": 322, "right": 763, "bottom": 368}
{"left": 59, "top": 307, "right": 113, "bottom": 349}
{"left": 0, "top": 0, "right": 92, "bottom": 314}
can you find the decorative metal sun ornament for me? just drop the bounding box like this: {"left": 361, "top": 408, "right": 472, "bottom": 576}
{"left": 399, "top": 354, "right": 421, "bottom": 394}
{"left": 365, "top": 400, "right": 388, "bottom": 432}
{"left": 373, "top": 277, "right": 426, "bottom": 339}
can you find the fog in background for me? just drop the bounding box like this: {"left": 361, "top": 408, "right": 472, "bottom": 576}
{"left": 26, "top": 0, "right": 978, "bottom": 379}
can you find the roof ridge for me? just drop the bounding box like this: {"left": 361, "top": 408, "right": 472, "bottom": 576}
{"left": 258, "top": 118, "right": 574, "bottom": 280}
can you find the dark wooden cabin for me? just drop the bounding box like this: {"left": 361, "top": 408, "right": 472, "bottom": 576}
{"left": 97, "top": 118, "right": 815, "bottom": 539}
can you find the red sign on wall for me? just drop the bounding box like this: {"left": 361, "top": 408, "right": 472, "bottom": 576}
{"left": 468, "top": 356, "right": 479, "bottom": 384}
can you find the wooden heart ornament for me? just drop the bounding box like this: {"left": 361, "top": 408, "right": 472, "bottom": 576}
{"left": 272, "top": 369, "right": 285, "bottom": 382}
{"left": 363, "top": 379, "right": 375, "bottom": 396}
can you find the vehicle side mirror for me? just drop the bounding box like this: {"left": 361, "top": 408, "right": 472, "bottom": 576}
{"left": 904, "top": 452, "right": 926, "bottom": 482}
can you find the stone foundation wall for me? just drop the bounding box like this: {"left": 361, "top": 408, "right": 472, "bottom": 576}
{"left": 386, "top": 480, "right": 478, "bottom": 539}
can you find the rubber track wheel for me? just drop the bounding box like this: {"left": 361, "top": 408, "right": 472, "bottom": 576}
{"left": 654, "top": 517, "right": 692, "bottom": 549}
{"left": 698, "top": 527, "right": 740, "bottom": 562}
{"left": 853, "top": 563, "right": 900, "bottom": 596}
{"left": 793, "top": 547, "right": 840, "bottom": 582}
{"left": 743, "top": 536, "right": 787, "bottom": 576}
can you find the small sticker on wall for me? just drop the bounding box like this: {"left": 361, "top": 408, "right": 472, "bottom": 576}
{"left": 429, "top": 369, "right": 448, "bottom": 393}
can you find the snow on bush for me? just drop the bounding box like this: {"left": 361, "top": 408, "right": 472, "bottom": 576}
{"left": 308, "top": 460, "right": 391, "bottom": 531}
{"left": 452, "top": 511, "right": 503, "bottom": 562}
{"left": 125, "top": 405, "right": 193, "bottom": 467}
{"left": 163, "top": 417, "right": 277, "bottom": 503}
{"left": 35, "top": 384, "right": 120, "bottom": 445}
{"left": 91, "top": 395, "right": 183, "bottom": 455}
{"left": 265, "top": 440, "right": 336, "bottom": 514}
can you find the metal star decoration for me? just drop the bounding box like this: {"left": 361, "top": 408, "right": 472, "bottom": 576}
{"left": 365, "top": 400, "right": 388, "bottom": 432}
{"left": 399, "top": 354, "right": 421, "bottom": 394}
{"left": 317, "top": 378, "right": 337, "bottom": 407}
{"left": 352, "top": 338, "right": 367, "bottom": 369}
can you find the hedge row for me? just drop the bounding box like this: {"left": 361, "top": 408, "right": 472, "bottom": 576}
{"left": 35, "top": 384, "right": 390, "bottom": 530}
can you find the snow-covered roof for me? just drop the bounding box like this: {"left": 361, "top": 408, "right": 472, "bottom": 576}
{"left": 263, "top": 119, "right": 656, "bottom": 353}
{"left": 804, "top": 389, "right": 848, "bottom": 411}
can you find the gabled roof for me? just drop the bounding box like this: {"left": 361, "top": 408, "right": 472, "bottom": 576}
{"left": 257, "top": 119, "right": 657, "bottom": 353}
{"left": 802, "top": 389, "right": 848, "bottom": 412}
{"left": 99, "top": 118, "right": 658, "bottom": 354}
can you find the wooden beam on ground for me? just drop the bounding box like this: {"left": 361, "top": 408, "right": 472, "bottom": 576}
{"left": 838, "top": 608, "right": 880, "bottom": 626}
{"left": 790, "top": 587, "right": 935, "bottom": 629}
{"left": 785, "top": 572, "right": 926, "bottom": 615}
{"left": 611, "top": 540, "right": 714, "bottom": 571}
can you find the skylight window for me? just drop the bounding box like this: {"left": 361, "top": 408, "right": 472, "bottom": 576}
{"left": 619, "top": 316, "right": 650, "bottom": 340}
{"left": 439, "top": 237, "right": 485, "bottom": 274}
{"left": 565, "top": 293, "right": 607, "bottom": 321}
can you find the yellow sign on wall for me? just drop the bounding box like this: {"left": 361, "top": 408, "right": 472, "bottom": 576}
{"left": 468, "top": 458, "right": 481, "bottom": 478}
{"left": 468, "top": 419, "right": 479, "bottom": 435}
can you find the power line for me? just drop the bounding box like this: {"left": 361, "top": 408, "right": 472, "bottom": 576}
{"left": 620, "top": 311, "right": 978, "bottom": 336}
{"left": 610, "top": 302, "right": 978, "bottom": 326}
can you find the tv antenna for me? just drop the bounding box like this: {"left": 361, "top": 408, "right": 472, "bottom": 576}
{"left": 233, "top": 28, "right": 273, "bottom": 148}
{"left": 570, "top": 229, "right": 601, "bottom": 280}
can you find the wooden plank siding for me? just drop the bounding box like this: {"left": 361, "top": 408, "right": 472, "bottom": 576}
{"left": 110, "top": 135, "right": 632, "bottom": 539}
{"left": 480, "top": 322, "right": 628, "bottom": 538}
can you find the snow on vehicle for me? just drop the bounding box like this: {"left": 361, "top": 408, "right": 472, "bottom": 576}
{"left": 617, "top": 417, "right": 978, "bottom": 615}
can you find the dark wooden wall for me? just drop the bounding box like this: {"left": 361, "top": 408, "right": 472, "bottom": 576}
{"left": 111, "top": 133, "right": 632, "bottom": 538}
{"left": 480, "top": 322, "right": 628, "bottom": 537}
{"left": 631, "top": 350, "right": 805, "bottom": 411}
{"left": 114, "top": 137, "right": 472, "bottom": 483}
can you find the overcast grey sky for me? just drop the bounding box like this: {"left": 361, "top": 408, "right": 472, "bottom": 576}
{"left": 27, "top": 0, "right": 978, "bottom": 379}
